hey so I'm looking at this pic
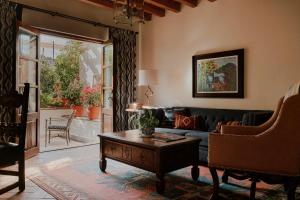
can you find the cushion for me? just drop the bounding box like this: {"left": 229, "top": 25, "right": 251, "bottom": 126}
{"left": 185, "top": 130, "right": 209, "bottom": 147}
{"left": 213, "top": 120, "right": 241, "bottom": 133}
{"left": 162, "top": 108, "right": 190, "bottom": 128}
{"left": 174, "top": 114, "right": 201, "bottom": 130}
{"left": 48, "top": 125, "right": 67, "bottom": 130}
{"left": 284, "top": 82, "right": 300, "bottom": 101}
{"left": 0, "top": 143, "right": 20, "bottom": 163}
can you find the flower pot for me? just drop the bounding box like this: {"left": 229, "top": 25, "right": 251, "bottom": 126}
{"left": 62, "top": 98, "right": 69, "bottom": 108}
{"left": 88, "top": 106, "right": 100, "bottom": 120}
{"left": 141, "top": 127, "right": 155, "bottom": 136}
{"left": 72, "top": 105, "right": 84, "bottom": 117}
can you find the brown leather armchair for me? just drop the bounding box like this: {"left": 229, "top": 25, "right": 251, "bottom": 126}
{"left": 208, "top": 92, "right": 300, "bottom": 200}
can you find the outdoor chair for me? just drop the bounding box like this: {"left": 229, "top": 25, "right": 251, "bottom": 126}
{"left": 45, "top": 111, "right": 75, "bottom": 146}
{"left": 0, "top": 83, "right": 29, "bottom": 194}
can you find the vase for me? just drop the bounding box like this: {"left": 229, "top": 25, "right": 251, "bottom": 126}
{"left": 141, "top": 127, "right": 155, "bottom": 136}
{"left": 72, "top": 105, "right": 84, "bottom": 117}
{"left": 88, "top": 106, "right": 100, "bottom": 120}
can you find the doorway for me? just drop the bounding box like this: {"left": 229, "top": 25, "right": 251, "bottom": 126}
{"left": 39, "top": 33, "right": 105, "bottom": 151}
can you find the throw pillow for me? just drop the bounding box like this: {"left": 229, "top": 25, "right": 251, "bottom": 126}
{"left": 213, "top": 120, "right": 241, "bottom": 133}
{"left": 162, "top": 108, "right": 190, "bottom": 128}
{"left": 174, "top": 114, "right": 200, "bottom": 130}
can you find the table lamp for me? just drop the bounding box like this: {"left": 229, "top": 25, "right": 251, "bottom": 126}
{"left": 138, "top": 69, "right": 158, "bottom": 106}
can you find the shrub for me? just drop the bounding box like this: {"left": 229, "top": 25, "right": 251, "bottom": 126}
{"left": 55, "top": 41, "right": 85, "bottom": 97}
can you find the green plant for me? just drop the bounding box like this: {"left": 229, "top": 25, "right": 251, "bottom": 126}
{"left": 64, "top": 78, "right": 84, "bottom": 106}
{"left": 138, "top": 110, "right": 159, "bottom": 129}
{"left": 40, "top": 56, "right": 58, "bottom": 94}
{"left": 83, "top": 86, "right": 101, "bottom": 107}
{"left": 40, "top": 93, "right": 53, "bottom": 108}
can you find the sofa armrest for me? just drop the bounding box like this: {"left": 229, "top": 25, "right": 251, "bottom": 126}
{"left": 221, "top": 125, "right": 263, "bottom": 135}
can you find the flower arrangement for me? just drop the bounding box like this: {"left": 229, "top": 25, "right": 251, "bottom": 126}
{"left": 83, "top": 85, "right": 101, "bottom": 107}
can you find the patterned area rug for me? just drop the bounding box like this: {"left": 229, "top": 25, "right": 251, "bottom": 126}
{"left": 29, "top": 151, "right": 299, "bottom": 200}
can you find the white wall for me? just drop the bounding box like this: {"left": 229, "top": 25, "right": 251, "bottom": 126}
{"left": 80, "top": 42, "right": 102, "bottom": 87}
{"left": 140, "top": 0, "right": 300, "bottom": 110}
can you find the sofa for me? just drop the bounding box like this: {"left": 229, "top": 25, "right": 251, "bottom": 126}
{"left": 152, "top": 107, "right": 273, "bottom": 165}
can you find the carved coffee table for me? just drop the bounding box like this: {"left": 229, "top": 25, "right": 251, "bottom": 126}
{"left": 98, "top": 129, "right": 201, "bottom": 194}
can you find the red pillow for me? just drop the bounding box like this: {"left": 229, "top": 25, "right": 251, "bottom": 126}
{"left": 174, "top": 114, "right": 200, "bottom": 130}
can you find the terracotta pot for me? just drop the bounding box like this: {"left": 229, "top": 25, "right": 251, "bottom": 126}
{"left": 88, "top": 106, "right": 100, "bottom": 120}
{"left": 72, "top": 105, "right": 84, "bottom": 117}
{"left": 62, "top": 98, "right": 69, "bottom": 108}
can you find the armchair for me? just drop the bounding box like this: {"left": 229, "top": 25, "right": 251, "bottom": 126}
{"left": 208, "top": 86, "right": 300, "bottom": 200}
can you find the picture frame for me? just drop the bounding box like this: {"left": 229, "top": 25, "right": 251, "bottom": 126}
{"left": 192, "top": 49, "right": 244, "bottom": 98}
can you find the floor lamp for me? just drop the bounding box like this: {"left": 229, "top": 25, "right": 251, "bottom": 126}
{"left": 138, "top": 69, "right": 158, "bottom": 107}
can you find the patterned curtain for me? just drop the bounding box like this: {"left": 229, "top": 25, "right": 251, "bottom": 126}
{"left": 0, "top": 0, "right": 18, "bottom": 122}
{"left": 109, "top": 27, "right": 137, "bottom": 131}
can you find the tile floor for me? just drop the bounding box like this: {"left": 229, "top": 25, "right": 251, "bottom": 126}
{"left": 40, "top": 136, "right": 91, "bottom": 152}
{"left": 0, "top": 144, "right": 99, "bottom": 200}
{"left": 0, "top": 178, "right": 54, "bottom": 200}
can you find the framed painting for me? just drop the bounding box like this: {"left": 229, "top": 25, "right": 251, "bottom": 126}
{"left": 192, "top": 49, "right": 244, "bottom": 98}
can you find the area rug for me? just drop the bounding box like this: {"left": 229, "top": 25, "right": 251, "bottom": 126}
{"left": 28, "top": 145, "right": 299, "bottom": 200}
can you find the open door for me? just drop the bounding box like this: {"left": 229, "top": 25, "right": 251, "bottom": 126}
{"left": 101, "top": 44, "right": 113, "bottom": 133}
{"left": 17, "top": 26, "right": 40, "bottom": 159}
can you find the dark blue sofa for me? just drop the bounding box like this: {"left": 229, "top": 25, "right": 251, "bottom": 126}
{"left": 152, "top": 107, "right": 273, "bottom": 165}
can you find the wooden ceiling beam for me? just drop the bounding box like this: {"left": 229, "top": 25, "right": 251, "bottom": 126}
{"left": 144, "top": 3, "right": 165, "bottom": 17}
{"left": 143, "top": 12, "right": 152, "bottom": 21}
{"left": 173, "top": 0, "right": 198, "bottom": 8}
{"left": 80, "top": 0, "right": 152, "bottom": 20}
{"left": 146, "top": 0, "right": 181, "bottom": 13}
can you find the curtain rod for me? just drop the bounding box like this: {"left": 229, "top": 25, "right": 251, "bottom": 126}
{"left": 17, "top": 3, "right": 139, "bottom": 34}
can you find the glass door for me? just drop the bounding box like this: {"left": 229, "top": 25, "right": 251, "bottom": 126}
{"left": 17, "top": 27, "right": 40, "bottom": 158}
{"left": 101, "top": 44, "right": 113, "bottom": 133}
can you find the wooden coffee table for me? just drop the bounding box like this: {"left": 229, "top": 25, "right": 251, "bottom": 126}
{"left": 98, "top": 129, "right": 201, "bottom": 194}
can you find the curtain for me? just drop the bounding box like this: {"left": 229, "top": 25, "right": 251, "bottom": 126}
{"left": 109, "top": 27, "right": 137, "bottom": 131}
{"left": 0, "top": 0, "right": 20, "bottom": 122}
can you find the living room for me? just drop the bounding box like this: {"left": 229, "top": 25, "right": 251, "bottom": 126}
{"left": 0, "top": 0, "right": 299, "bottom": 199}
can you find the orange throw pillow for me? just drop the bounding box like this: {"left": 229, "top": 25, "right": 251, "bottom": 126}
{"left": 174, "top": 114, "right": 200, "bottom": 130}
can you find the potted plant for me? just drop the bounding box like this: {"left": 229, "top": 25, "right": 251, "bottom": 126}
{"left": 138, "top": 110, "right": 159, "bottom": 136}
{"left": 84, "top": 85, "right": 101, "bottom": 120}
{"left": 65, "top": 78, "right": 84, "bottom": 117}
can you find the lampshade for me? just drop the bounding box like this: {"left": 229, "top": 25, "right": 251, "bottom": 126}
{"left": 138, "top": 69, "right": 158, "bottom": 86}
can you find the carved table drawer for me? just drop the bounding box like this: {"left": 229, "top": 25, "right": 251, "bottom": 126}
{"left": 103, "top": 141, "right": 123, "bottom": 159}
{"left": 131, "top": 146, "right": 154, "bottom": 171}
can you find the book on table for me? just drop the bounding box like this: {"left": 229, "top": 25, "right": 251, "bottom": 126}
{"left": 152, "top": 132, "right": 185, "bottom": 143}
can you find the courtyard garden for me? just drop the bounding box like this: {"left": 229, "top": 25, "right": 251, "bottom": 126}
{"left": 40, "top": 40, "right": 101, "bottom": 120}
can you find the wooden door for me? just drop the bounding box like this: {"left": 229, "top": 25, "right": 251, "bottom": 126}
{"left": 17, "top": 27, "right": 40, "bottom": 159}
{"left": 101, "top": 44, "right": 113, "bottom": 133}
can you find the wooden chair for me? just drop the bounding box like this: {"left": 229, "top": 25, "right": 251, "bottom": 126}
{"left": 0, "top": 83, "right": 29, "bottom": 194}
{"left": 208, "top": 83, "right": 300, "bottom": 200}
{"left": 45, "top": 111, "right": 75, "bottom": 146}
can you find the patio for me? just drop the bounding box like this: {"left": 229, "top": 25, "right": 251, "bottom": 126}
{"left": 40, "top": 108, "right": 100, "bottom": 152}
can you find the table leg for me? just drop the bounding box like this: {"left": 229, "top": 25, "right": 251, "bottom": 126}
{"left": 99, "top": 157, "right": 107, "bottom": 172}
{"left": 156, "top": 173, "right": 165, "bottom": 194}
{"left": 191, "top": 164, "right": 199, "bottom": 181}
